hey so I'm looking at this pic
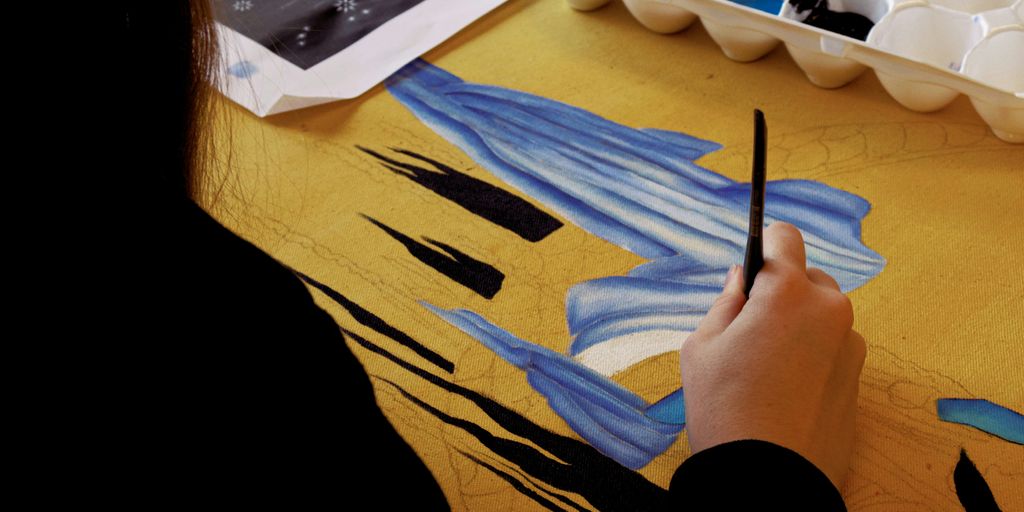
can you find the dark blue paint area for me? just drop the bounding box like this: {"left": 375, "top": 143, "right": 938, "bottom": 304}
{"left": 937, "top": 398, "right": 1024, "bottom": 444}
{"left": 227, "top": 60, "right": 258, "bottom": 79}
{"left": 388, "top": 58, "right": 885, "bottom": 468}
{"left": 730, "top": 0, "right": 784, "bottom": 14}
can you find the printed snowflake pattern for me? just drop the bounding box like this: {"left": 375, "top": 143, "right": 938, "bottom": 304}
{"left": 334, "top": 0, "right": 357, "bottom": 13}
{"left": 296, "top": 25, "right": 312, "bottom": 47}
{"left": 214, "top": 0, "right": 425, "bottom": 69}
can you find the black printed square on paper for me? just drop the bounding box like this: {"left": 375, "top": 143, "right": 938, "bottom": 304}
{"left": 214, "top": 0, "right": 429, "bottom": 70}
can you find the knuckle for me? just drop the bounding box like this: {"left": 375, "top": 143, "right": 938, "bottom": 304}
{"left": 761, "top": 266, "right": 806, "bottom": 298}
{"left": 849, "top": 331, "right": 867, "bottom": 364}
{"left": 829, "top": 291, "right": 854, "bottom": 324}
{"left": 767, "top": 221, "right": 803, "bottom": 241}
{"left": 680, "top": 334, "right": 701, "bottom": 363}
{"left": 827, "top": 294, "right": 851, "bottom": 329}
{"left": 809, "top": 267, "right": 839, "bottom": 286}
{"left": 827, "top": 288, "right": 852, "bottom": 309}
{"left": 780, "top": 263, "right": 807, "bottom": 283}
{"left": 713, "top": 290, "right": 743, "bottom": 310}
{"left": 766, "top": 221, "right": 795, "bottom": 234}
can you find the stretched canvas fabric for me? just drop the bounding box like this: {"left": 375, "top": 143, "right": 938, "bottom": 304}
{"left": 207, "top": 1, "right": 1024, "bottom": 509}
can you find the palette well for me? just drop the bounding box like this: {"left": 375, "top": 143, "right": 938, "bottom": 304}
{"left": 569, "top": 0, "right": 1024, "bottom": 143}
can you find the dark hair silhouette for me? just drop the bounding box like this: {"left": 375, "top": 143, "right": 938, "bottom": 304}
{"left": 121, "top": 2, "right": 218, "bottom": 203}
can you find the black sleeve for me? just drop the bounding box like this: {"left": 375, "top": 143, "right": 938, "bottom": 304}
{"left": 117, "top": 193, "right": 449, "bottom": 509}
{"left": 667, "top": 440, "right": 847, "bottom": 510}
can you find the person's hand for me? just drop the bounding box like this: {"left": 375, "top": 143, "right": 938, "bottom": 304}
{"left": 680, "top": 222, "right": 865, "bottom": 489}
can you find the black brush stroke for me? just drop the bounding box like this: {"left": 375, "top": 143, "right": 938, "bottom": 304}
{"left": 357, "top": 146, "right": 563, "bottom": 242}
{"left": 457, "top": 450, "right": 568, "bottom": 512}
{"left": 362, "top": 215, "right": 504, "bottom": 299}
{"left": 295, "top": 271, "right": 454, "bottom": 374}
{"left": 340, "top": 327, "right": 669, "bottom": 512}
{"left": 482, "top": 457, "right": 593, "bottom": 512}
{"left": 954, "top": 449, "right": 1002, "bottom": 512}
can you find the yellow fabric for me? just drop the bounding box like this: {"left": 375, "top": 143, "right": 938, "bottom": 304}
{"left": 209, "top": 1, "right": 1023, "bottom": 509}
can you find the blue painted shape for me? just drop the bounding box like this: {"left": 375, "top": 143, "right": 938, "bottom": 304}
{"left": 646, "top": 389, "right": 686, "bottom": 425}
{"left": 527, "top": 372, "right": 653, "bottom": 469}
{"left": 386, "top": 59, "right": 885, "bottom": 291}
{"left": 729, "top": 0, "right": 784, "bottom": 14}
{"left": 937, "top": 398, "right": 1024, "bottom": 444}
{"left": 388, "top": 59, "right": 887, "bottom": 468}
{"left": 422, "top": 303, "right": 651, "bottom": 409}
{"left": 566, "top": 276, "right": 721, "bottom": 337}
{"left": 424, "top": 301, "right": 683, "bottom": 469}
{"left": 569, "top": 310, "right": 705, "bottom": 357}
{"left": 227, "top": 60, "right": 258, "bottom": 79}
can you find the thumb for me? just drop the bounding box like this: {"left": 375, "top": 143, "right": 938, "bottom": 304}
{"left": 693, "top": 264, "right": 747, "bottom": 338}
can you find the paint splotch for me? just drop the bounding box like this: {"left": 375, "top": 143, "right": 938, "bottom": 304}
{"left": 938, "top": 398, "right": 1024, "bottom": 444}
{"left": 731, "top": 0, "right": 784, "bottom": 14}
{"left": 227, "top": 60, "right": 258, "bottom": 79}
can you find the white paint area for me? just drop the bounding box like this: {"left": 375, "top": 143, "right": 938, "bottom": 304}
{"left": 574, "top": 330, "right": 692, "bottom": 377}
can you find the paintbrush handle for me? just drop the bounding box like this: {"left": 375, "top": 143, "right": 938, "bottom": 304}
{"left": 743, "top": 109, "right": 767, "bottom": 297}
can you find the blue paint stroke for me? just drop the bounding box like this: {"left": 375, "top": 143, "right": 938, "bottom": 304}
{"left": 387, "top": 59, "right": 883, "bottom": 292}
{"left": 227, "top": 60, "right": 258, "bottom": 79}
{"left": 646, "top": 388, "right": 685, "bottom": 425}
{"left": 388, "top": 59, "right": 886, "bottom": 468}
{"left": 937, "top": 398, "right": 1024, "bottom": 444}
{"left": 729, "top": 0, "right": 784, "bottom": 14}
{"left": 423, "top": 302, "right": 683, "bottom": 470}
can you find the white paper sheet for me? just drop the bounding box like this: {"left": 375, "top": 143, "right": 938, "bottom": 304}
{"left": 215, "top": 0, "right": 508, "bottom": 117}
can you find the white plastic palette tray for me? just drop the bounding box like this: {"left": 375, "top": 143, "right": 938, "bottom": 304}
{"left": 569, "top": 0, "right": 1024, "bottom": 143}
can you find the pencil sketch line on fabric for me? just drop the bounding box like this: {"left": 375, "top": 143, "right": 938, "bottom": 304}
{"left": 296, "top": 271, "right": 456, "bottom": 373}
{"left": 337, "top": 326, "right": 671, "bottom": 511}
{"left": 767, "top": 122, "right": 1018, "bottom": 181}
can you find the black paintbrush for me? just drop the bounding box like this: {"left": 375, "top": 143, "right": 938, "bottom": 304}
{"left": 743, "top": 109, "right": 767, "bottom": 297}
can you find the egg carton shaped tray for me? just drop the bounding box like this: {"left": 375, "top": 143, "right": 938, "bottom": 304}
{"left": 568, "top": 0, "right": 1024, "bottom": 143}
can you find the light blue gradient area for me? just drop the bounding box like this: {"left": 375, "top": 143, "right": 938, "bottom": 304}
{"left": 729, "top": 0, "right": 784, "bottom": 14}
{"left": 937, "top": 399, "right": 1024, "bottom": 444}
{"left": 388, "top": 59, "right": 885, "bottom": 468}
